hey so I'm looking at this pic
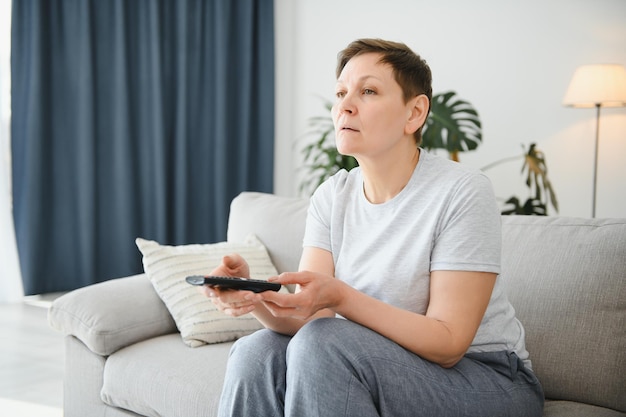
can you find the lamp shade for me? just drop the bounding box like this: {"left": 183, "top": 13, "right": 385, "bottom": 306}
{"left": 563, "top": 64, "right": 626, "bottom": 108}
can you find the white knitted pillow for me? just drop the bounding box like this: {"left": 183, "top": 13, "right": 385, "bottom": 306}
{"left": 135, "top": 235, "right": 278, "bottom": 347}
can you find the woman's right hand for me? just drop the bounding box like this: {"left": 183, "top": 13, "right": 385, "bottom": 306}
{"left": 197, "top": 254, "right": 259, "bottom": 317}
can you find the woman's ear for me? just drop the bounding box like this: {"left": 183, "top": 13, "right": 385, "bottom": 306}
{"left": 405, "top": 94, "right": 430, "bottom": 135}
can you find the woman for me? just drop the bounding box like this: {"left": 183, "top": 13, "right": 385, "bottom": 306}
{"left": 201, "top": 38, "right": 544, "bottom": 417}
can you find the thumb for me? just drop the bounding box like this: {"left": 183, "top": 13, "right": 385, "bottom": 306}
{"left": 222, "top": 253, "right": 250, "bottom": 276}
{"left": 221, "top": 254, "right": 238, "bottom": 268}
{"left": 268, "top": 271, "right": 310, "bottom": 286}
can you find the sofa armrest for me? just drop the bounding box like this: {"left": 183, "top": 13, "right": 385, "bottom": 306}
{"left": 48, "top": 274, "right": 177, "bottom": 356}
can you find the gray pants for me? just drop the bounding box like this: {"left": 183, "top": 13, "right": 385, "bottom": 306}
{"left": 218, "top": 318, "right": 544, "bottom": 417}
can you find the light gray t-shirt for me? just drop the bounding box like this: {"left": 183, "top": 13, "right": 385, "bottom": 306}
{"left": 303, "top": 150, "right": 531, "bottom": 367}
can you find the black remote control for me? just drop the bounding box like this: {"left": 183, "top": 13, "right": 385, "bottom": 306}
{"left": 185, "top": 275, "right": 281, "bottom": 293}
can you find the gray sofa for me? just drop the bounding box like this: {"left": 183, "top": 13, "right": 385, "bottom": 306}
{"left": 49, "top": 191, "right": 626, "bottom": 417}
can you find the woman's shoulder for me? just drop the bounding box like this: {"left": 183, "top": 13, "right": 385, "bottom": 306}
{"left": 315, "top": 167, "right": 361, "bottom": 196}
{"left": 420, "top": 150, "right": 490, "bottom": 185}
{"left": 421, "top": 150, "right": 479, "bottom": 174}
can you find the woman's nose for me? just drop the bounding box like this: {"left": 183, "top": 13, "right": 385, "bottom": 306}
{"left": 336, "top": 93, "right": 355, "bottom": 115}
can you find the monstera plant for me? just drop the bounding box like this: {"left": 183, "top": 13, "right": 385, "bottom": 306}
{"left": 300, "top": 91, "right": 481, "bottom": 194}
{"left": 421, "top": 91, "right": 482, "bottom": 161}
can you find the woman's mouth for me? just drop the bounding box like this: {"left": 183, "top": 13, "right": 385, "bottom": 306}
{"left": 341, "top": 126, "right": 358, "bottom": 132}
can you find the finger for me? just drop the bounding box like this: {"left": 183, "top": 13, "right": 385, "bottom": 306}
{"left": 217, "top": 288, "right": 256, "bottom": 304}
{"left": 200, "top": 285, "right": 225, "bottom": 298}
{"left": 222, "top": 254, "right": 240, "bottom": 269}
{"left": 261, "top": 299, "right": 308, "bottom": 320}
{"left": 255, "top": 289, "right": 293, "bottom": 305}
{"left": 197, "top": 285, "right": 216, "bottom": 298}
{"left": 212, "top": 288, "right": 257, "bottom": 305}
{"left": 222, "top": 254, "right": 250, "bottom": 277}
{"left": 223, "top": 304, "right": 256, "bottom": 317}
{"left": 211, "top": 296, "right": 256, "bottom": 316}
{"left": 259, "top": 292, "right": 312, "bottom": 318}
{"left": 268, "top": 271, "right": 310, "bottom": 286}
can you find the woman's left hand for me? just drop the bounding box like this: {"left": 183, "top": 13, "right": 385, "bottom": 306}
{"left": 251, "top": 271, "right": 340, "bottom": 320}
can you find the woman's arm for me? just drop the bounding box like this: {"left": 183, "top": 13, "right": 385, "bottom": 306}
{"left": 333, "top": 269, "right": 496, "bottom": 368}
{"left": 259, "top": 248, "right": 496, "bottom": 368}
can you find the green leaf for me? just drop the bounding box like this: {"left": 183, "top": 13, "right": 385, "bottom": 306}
{"left": 521, "top": 143, "right": 558, "bottom": 214}
{"left": 422, "top": 91, "right": 482, "bottom": 157}
{"left": 501, "top": 196, "right": 547, "bottom": 216}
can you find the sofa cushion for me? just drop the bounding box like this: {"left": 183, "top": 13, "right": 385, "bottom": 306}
{"left": 102, "top": 333, "right": 232, "bottom": 417}
{"left": 136, "top": 235, "right": 278, "bottom": 347}
{"left": 49, "top": 274, "right": 177, "bottom": 356}
{"left": 500, "top": 216, "right": 626, "bottom": 413}
{"left": 543, "top": 400, "right": 626, "bottom": 417}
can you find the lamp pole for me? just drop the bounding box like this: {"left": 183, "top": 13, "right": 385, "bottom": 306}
{"left": 592, "top": 103, "right": 600, "bottom": 218}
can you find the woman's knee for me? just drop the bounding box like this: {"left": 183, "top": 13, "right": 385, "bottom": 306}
{"left": 288, "top": 318, "right": 345, "bottom": 354}
{"left": 286, "top": 318, "right": 372, "bottom": 372}
{"left": 291, "top": 317, "right": 379, "bottom": 350}
{"left": 227, "top": 329, "right": 290, "bottom": 378}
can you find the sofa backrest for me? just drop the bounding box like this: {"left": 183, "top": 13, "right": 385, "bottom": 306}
{"left": 227, "top": 192, "right": 309, "bottom": 274}
{"left": 500, "top": 216, "right": 626, "bottom": 412}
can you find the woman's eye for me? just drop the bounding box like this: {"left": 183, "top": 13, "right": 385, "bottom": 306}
{"left": 335, "top": 91, "right": 346, "bottom": 99}
{"left": 363, "top": 88, "right": 376, "bottom": 95}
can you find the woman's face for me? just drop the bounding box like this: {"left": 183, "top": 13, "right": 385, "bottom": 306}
{"left": 331, "top": 53, "right": 417, "bottom": 161}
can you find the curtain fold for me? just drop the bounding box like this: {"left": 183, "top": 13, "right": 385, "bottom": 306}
{"left": 11, "top": 0, "right": 275, "bottom": 295}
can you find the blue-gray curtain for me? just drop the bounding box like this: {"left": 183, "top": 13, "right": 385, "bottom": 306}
{"left": 11, "top": 0, "right": 275, "bottom": 295}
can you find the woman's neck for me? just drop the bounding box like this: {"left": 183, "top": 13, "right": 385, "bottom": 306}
{"left": 359, "top": 146, "right": 420, "bottom": 204}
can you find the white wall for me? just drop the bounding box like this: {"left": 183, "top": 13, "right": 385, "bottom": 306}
{"left": 274, "top": 0, "right": 626, "bottom": 218}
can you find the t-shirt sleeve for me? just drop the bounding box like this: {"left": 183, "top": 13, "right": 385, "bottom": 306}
{"left": 430, "top": 172, "right": 501, "bottom": 274}
{"left": 302, "top": 177, "right": 334, "bottom": 252}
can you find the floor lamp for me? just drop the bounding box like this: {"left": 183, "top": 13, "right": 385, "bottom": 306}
{"left": 562, "top": 64, "right": 626, "bottom": 218}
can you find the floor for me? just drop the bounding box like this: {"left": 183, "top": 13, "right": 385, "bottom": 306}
{"left": 0, "top": 294, "right": 65, "bottom": 417}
